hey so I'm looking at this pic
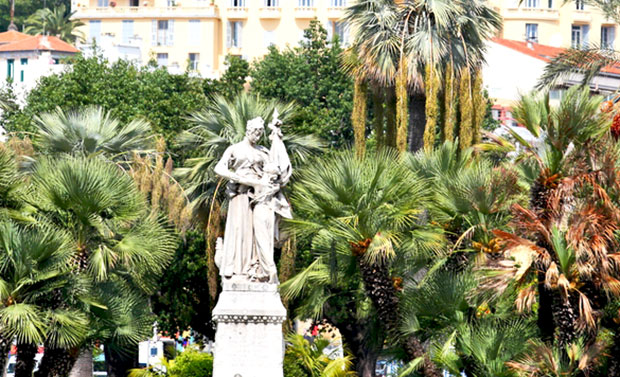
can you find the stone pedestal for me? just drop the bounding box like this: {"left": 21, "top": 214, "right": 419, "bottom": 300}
{"left": 212, "top": 278, "right": 286, "bottom": 377}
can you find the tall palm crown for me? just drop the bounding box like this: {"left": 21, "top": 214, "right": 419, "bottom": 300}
{"left": 344, "top": 0, "right": 501, "bottom": 85}
{"left": 34, "top": 107, "right": 153, "bottom": 159}
{"left": 24, "top": 5, "right": 84, "bottom": 43}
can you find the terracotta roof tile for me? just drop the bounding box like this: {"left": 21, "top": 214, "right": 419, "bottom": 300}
{"left": 0, "top": 30, "right": 31, "bottom": 45}
{"left": 491, "top": 37, "right": 620, "bottom": 75}
{"left": 0, "top": 35, "right": 79, "bottom": 53}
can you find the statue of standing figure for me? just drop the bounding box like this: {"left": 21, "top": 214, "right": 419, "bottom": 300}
{"left": 213, "top": 110, "right": 292, "bottom": 284}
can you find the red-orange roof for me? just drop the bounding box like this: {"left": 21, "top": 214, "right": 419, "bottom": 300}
{"left": 492, "top": 37, "right": 620, "bottom": 75}
{"left": 0, "top": 30, "right": 31, "bottom": 45}
{"left": 0, "top": 35, "right": 79, "bottom": 53}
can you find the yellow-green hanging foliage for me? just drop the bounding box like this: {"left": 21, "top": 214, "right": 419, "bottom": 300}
{"left": 442, "top": 64, "right": 456, "bottom": 142}
{"left": 352, "top": 77, "right": 368, "bottom": 157}
{"left": 472, "top": 69, "right": 486, "bottom": 145}
{"left": 396, "top": 59, "right": 409, "bottom": 152}
{"left": 458, "top": 68, "right": 473, "bottom": 150}
{"left": 424, "top": 65, "right": 440, "bottom": 151}
{"left": 385, "top": 87, "right": 397, "bottom": 148}
{"left": 372, "top": 86, "right": 385, "bottom": 149}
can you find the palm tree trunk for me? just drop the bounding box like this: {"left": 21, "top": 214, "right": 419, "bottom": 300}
{"left": 396, "top": 60, "right": 409, "bottom": 152}
{"left": 352, "top": 77, "right": 368, "bottom": 157}
{"left": 423, "top": 65, "right": 439, "bottom": 152}
{"left": 537, "top": 269, "right": 555, "bottom": 343}
{"left": 105, "top": 345, "right": 138, "bottom": 377}
{"left": 356, "top": 256, "right": 441, "bottom": 377}
{"left": 442, "top": 63, "right": 456, "bottom": 142}
{"left": 15, "top": 343, "right": 37, "bottom": 377}
{"left": 385, "top": 87, "right": 397, "bottom": 148}
{"left": 371, "top": 85, "right": 385, "bottom": 149}
{"left": 69, "top": 348, "right": 92, "bottom": 377}
{"left": 408, "top": 91, "right": 426, "bottom": 152}
{"left": 553, "top": 294, "right": 578, "bottom": 348}
{"left": 35, "top": 346, "right": 80, "bottom": 377}
{"left": 0, "top": 335, "right": 11, "bottom": 377}
{"left": 458, "top": 68, "right": 473, "bottom": 150}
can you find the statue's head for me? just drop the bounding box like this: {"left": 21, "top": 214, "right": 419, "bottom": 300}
{"left": 246, "top": 117, "right": 264, "bottom": 144}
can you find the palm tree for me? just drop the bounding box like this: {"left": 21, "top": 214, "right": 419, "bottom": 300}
{"left": 24, "top": 5, "right": 85, "bottom": 43}
{"left": 480, "top": 87, "right": 618, "bottom": 349}
{"left": 34, "top": 106, "right": 153, "bottom": 159}
{"left": 25, "top": 156, "right": 177, "bottom": 376}
{"left": 282, "top": 149, "right": 444, "bottom": 376}
{"left": 176, "top": 92, "right": 323, "bottom": 307}
{"left": 344, "top": 0, "right": 501, "bottom": 152}
{"left": 0, "top": 220, "right": 90, "bottom": 377}
{"left": 284, "top": 334, "right": 355, "bottom": 377}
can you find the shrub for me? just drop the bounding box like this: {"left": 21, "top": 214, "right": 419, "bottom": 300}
{"left": 168, "top": 347, "right": 213, "bottom": 377}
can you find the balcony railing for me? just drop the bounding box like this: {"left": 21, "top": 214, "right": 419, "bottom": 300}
{"left": 259, "top": 7, "right": 281, "bottom": 19}
{"left": 227, "top": 6, "right": 248, "bottom": 19}
{"left": 74, "top": 5, "right": 217, "bottom": 18}
{"left": 295, "top": 6, "right": 316, "bottom": 19}
{"left": 573, "top": 10, "right": 592, "bottom": 23}
{"left": 503, "top": 7, "right": 560, "bottom": 21}
{"left": 327, "top": 6, "right": 344, "bottom": 19}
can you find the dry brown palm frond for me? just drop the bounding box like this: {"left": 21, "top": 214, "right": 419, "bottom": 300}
{"left": 515, "top": 284, "right": 537, "bottom": 313}
{"left": 510, "top": 204, "right": 553, "bottom": 246}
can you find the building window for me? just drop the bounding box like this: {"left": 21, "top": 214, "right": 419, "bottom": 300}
{"left": 264, "top": 0, "right": 279, "bottom": 6}
{"left": 576, "top": 0, "right": 584, "bottom": 10}
{"left": 328, "top": 21, "right": 349, "bottom": 46}
{"left": 298, "top": 0, "right": 314, "bottom": 7}
{"left": 89, "top": 20, "right": 102, "bottom": 44}
{"left": 122, "top": 20, "right": 134, "bottom": 44}
{"left": 227, "top": 21, "right": 243, "bottom": 48}
{"left": 7, "top": 59, "right": 14, "bottom": 80}
{"left": 130, "top": 0, "right": 139, "bottom": 6}
{"left": 525, "top": 0, "right": 540, "bottom": 7}
{"left": 20, "top": 58, "right": 28, "bottom": 65}
{"left": 525, "top": 23, "right": 538, "bottom": 42}
{"left": 188, "top": 53, "right": 199, "bottom": 70}
{"left": 571, "top": 24, "right": 589, "bottom": 48}
{"left": 602, "top": 26, "right": 615, "bottom": 49}
{"left": 157, "top": 53, "right": 168, "bottom": 67}
{"left": 230, "top": 0, "right": 245, "bottom": 7}
{"left": 330, "top": 0, "right": 346, "bottom": 6}
{"left": 152, "top": 19, "right": 174, "bottom": 46}
{"left": 548, "top": 0, "right": 553, "bottom": 7}
{"left": 97, "top": 0, "right": 109, "bottom": 6}
{"left": 491, "top": 109, "right": 501, "bottom": 121}
{"left": 189, "top": 20, "right": 201, "bottom": 46}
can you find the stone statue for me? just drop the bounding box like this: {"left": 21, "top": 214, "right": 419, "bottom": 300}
{"left": 213, "top": 111, "right": 292, "bottom": 284}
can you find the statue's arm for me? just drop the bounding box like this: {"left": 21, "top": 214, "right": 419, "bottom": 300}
{"left": 214, "top": 146, "right": 260, "bottom": 187}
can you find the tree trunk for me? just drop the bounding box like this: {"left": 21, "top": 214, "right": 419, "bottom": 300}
{"left": 105, "top": 346, "right": 138, "bottom": 377}
{"left": 472, "top": 69, "right": 485, "bottom": 145}
{"left": 356, "top": 256, "right": 441, "bottom": 377}
{"left": 206, "top": 198, "right": 222, "bottom": 310}
{"left": 371, "top": 85, "right": 385, "bottom": 149}
{"left": 536, "top": 269, "right": 555, "bottom": 343}
{"left": 15, "top": 343, "right": 37, "bottom": 377}
{"left": 69, "top": 349, "right": 93, "bottom": 377}
{"left": 34, "top": 347, "right": 80, "bottom": 377}
{"left": 352, "top": 77, "right": 368, "bottom": 157}
{"left": 423, "top": 65, "right": 439, "bottom": 152}
{"left": 553, "top": 294, "right": 578, "bottom": 348}
{"left": 0, "top": 335, "right": 11, "bottom": 377}
{"left": 396, "top": 59, "right": 409, "bottom": 152}
{"left": 385, "top": 87, "right": 397, "bottom": 148}
{"left": 442, "top": 64, "right": 456, "bottom": 142}
{"left": 458, "top": 68, "right": 473, "bottom": 150}
{"left": 408, "top": 91, "right": 426, "bottom": 153}
{"left": 355, "top": 348, "right": 379, "bottom": 377}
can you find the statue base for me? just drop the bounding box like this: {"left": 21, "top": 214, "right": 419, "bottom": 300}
{"left": 212, "top": 277, "right": 286, "bottom": 377}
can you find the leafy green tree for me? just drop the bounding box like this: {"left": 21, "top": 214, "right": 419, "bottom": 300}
{"left": 284, "top": 334, "right": 354, "bottom": 377}
{"left": 3, "top": 54, "right": 206, "bottom": 157}
{"left": 168, "top": 346, "right": 213, "bottom": 377}
{"left": 251, "top": 21, "right": 354, "bottom": 147}
{"left": 0, "top": 0, "right": 70, "bottom": 33}
{"left": 203, "top": 54, "right": 249, "bottom": 99}
{"left": 24, "top": 4, "right": 84, "bottom": 43}
{"left": 282, "top": 149, "right": 444, "bottom": 377}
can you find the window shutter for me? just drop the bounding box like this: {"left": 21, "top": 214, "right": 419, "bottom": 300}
{"left": 236, "top": 21, "right": 243, "bottom": 48}
{"left": 326, "top": 21, "right": 333, "bottom": 41}
{"left": 583, "top": 25, "right": 590, "bottom": 46}
{"left": 226, "top": 21, "right": 232, "bottom": 48}
{"left": 151, "top": 20, "right": 157, "bottom": 46}
{"left": 168, "top": 20, "right": 174, "bottom": 46}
